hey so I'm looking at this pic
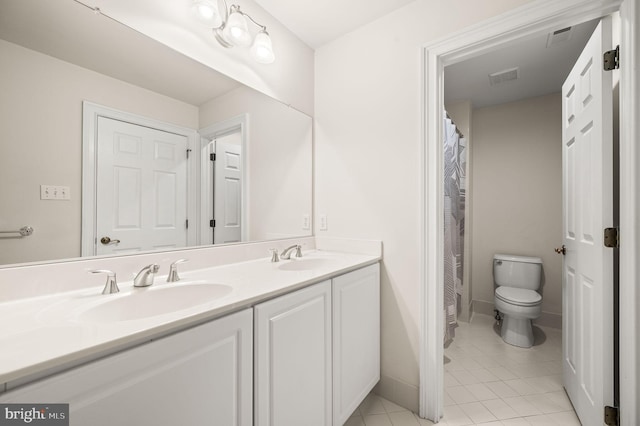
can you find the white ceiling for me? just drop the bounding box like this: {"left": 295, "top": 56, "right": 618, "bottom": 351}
{"left": 253, "top": 0, "right": 417, "bottom": 48}
{"left": 444, "top": 19, "right": 599, "bottom": 108}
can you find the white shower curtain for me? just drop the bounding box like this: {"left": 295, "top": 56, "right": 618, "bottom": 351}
{"left": 443, "top": 113, "right": 466, "bottom": 344}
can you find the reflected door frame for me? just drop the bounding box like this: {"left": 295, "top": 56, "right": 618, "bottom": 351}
{"left": 199, "top": 114, "right": 249, "bottom": 245}
{"left": 81, "top": 102, "right": 199, "bottom": 256}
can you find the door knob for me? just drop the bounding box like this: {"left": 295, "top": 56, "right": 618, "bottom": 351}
{"left": 100, "top": 236, "right": 121, "bottom": 245}
{"left": 554, "top": 245, "right": 566, "bottom": 255}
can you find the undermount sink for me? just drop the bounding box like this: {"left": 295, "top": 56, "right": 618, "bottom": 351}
{"left": 277, "top": 258, "right": 331, "bottom": 271}
{"left": 79, "top": 282, "right": 233, "bottom": 322}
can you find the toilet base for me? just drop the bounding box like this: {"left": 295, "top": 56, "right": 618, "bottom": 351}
{"left": 500, "top": 315, "right": 534, "bottom": 348}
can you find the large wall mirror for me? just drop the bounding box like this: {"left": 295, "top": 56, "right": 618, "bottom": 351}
{"left": 0, "top": 0, "right": 312, "bottom": 266}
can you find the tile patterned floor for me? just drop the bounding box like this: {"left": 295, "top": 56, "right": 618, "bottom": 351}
{"left": 346, "top": 314, "right": 580, "bottom": 426}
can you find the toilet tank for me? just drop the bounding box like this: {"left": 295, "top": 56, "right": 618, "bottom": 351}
{"left": 493, "top": 254, "right": 542, "bottom": 290}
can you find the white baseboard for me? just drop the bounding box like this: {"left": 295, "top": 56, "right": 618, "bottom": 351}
{"left": 472, "top": 299, "right": 562, "bottom": 329}
{"left": 373, "top": 374, "right": 419, "bottom": 413}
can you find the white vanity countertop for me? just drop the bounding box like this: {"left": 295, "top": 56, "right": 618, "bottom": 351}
{"left": 0, "top": 249, "right": 380, "bottom": 386}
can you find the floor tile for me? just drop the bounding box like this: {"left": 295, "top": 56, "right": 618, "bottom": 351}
{"left": 363, "top": 413, "right": 393, "bottom": 426}
{"left": 502, "top": 379, "right": 540, "bottom": 396}
{"left": 500, "top": 419, "right": 530, "bottom": 426}
{"left": 359, "top": 314, "right": 580, "bottom": 426}
{"left": 548, "top": 410, "right": 581, "bottom": 425}
{"left": 465, "top": 383, "right": 500, "bottom": 401}
{"left": 388, "top": 410, "right": 420, "bottom": 425}
{"left": 487, "top": 367, "right": 519, "bottom": 381}
{"left": 413, "top": 413, "right": 438, "bottom": 426}
{"left": 442, "top": 405, "right": 474, "bottom": 426}
{"left": 381, "top": 398, "right": 410, "bottom": 414}
{"left": 451, "top": 369, "right": 482, "bottom": 385}
{"left": 503, "top": 396, "right": 543, "bottom": 417}
{"left": 544, "top": 390, "right": 574, "bottom": 411}
{"left": 523, "top": 394, "right": 568, "bottom": 414}
{"left": 485, "top": 381, "right": 520, "bottom": 399}
{"left": 445, "top": 372, "right": 462, "bottom": 388}
{"left": 470, "top": 368, "right": 501, "bottom": 383}
{"left": 359, "top": 394, "right": 388, "bottom": 416}
{"left": 446, "top": 385, "right": 478, "bottom": 404}
{"left": 458, "top": 401, "right": 498, "bottom": 424}
{"left": 523, "top": 414, "right": 557, "bottom": 425}
{"left": 482, "top": 398, "right": 520, "bottom": 420}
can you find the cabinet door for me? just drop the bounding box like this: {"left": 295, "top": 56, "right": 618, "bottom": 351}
{"left": 333, "top": 263, "right": 380, "bottom": 425}
{"left": 0, "top": 309, "right": 253, "bottom": 426}
{"left": 254, "top": 281, "right": 332, "bottom": 426}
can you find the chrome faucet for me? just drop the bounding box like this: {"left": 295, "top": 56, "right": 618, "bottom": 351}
{"left": 90, "top": 269, "right": 120, "bottom": 295}
{"left": 269, "top": 248, "right": 280, "bottom": 262}
{"left": 133, "top": 264, "right": 159, "bottom": 287}
{"left": 167, "top": 259, "right": 188, "bottom": 282}
{"left": 280, "top": 244, "right": 302, "bottom": 260}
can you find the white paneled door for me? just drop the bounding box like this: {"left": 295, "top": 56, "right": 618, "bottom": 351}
{"left": 96, "top": 117, "right": 189, "bottom": 255}
{"left": 213, "top": 134, "right": 243, "bottom": 244}
{"left": 561, "top": 18, "right": 614, "bottom": 426}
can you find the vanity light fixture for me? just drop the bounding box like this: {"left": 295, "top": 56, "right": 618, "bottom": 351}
{"left": 192, "top": 0, "right": 275, "bottom": 64}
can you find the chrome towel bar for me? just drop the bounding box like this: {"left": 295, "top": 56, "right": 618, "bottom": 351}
{"left": 0, "top": 226, "right": 34, "bottom": 237}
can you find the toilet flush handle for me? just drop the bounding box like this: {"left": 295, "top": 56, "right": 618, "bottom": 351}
{"left": 554, "top": 245, "right": 566, "bottom": 255}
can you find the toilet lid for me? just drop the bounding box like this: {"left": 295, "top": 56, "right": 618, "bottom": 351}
{"left": 495, "top": 286, "right": 542, "bottom": 306}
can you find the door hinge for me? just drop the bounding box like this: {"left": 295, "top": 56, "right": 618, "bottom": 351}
{"left": 210, "top": 153, "right": 216, "bottom": 161}
{"left": 604, "top": 405, "right": 619, "bottom": 426}
{"left": 604, "top": 227, "right": 619, "bottom": 248}
{"left": 185, "top": 219, "right": 189, "bottom": 229}
{"left": 210, "top": 219, "right": 215, "bottom": 228}
{"left": 604, "top": 46, "right": 619, "bottom": 71}
{"left": 186, "top": 148, "right": 192, "bottom": 159}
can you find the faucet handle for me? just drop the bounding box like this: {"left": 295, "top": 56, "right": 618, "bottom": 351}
{"left": 269, "top": 248, "right": 280, "bottom": 263}
{"left": 167, "top": 259, "right": 188, "bottom": 282}
{"left": 89, "top": 269, "right": 120, "bottom": 295}
{"left": 295, "top": 245, "right": 303, "bottom": 258}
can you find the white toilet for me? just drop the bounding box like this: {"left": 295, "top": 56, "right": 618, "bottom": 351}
{"left": 493, "top": 253, "right": 543, "bottom": 348}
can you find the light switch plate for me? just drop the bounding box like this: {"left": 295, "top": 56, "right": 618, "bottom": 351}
{"left": 40, "top": 185, "right": 71, "bottom": 200}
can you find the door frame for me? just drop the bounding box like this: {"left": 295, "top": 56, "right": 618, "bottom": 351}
{"left": 198, "top": 114, "right": 249, "bottom": 244}
{"left": 419, "top": 0, "right": 639, "bottom": 423}
{"left": 81, "top": 102, "right": 199, "bottom": 256}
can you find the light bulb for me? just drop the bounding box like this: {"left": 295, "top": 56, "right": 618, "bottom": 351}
{"left": 192, "top": 0, "right": 222, "bottom": 28}
{"left": 222, "top": 9, "right": 252, "bottom": 46}
{"left": 251, "top": 31, "right": 275, "bottom": 64}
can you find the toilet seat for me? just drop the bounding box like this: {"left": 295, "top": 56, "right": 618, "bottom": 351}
{"left": 495, "top": 286, "right": 541, "bottom": 307}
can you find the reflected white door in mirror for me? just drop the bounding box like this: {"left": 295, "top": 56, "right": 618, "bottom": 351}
{"left": 95, "top": 117, "right": 189, "bottom": 255}
{"left": 213, "top": 133, "right": 243, "bottom": 244}
{"left": 82, "top": 102, "right": 199, "bottom": 257}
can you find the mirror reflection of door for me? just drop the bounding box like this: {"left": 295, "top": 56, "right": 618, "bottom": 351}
{"left": 212, "top": 132, "right": 242, "bottom": 244}
{"left": 96, "top": 117, "right": 189, "bottom": 255}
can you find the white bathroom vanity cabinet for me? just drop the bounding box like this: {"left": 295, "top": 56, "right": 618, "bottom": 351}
{"left": 0, "top": 262, "right": 380, "bottom": 426}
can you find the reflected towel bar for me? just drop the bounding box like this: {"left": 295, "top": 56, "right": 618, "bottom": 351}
{"left": 0, "top": 226, "right": 34, "bottom": 237}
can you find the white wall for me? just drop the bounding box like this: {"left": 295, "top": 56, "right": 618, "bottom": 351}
{"left": 90, "top": 0, "right": 315, "bottom": 116}
{"left": 199, "top": 86, "right": 313, "bottom": 242}
{"left": 0, "top": 40, "right": 198, "bottom": 265}
{"left": 314, "top": 0, "right": 535, "bottom": 410}
{"left": 470, "top": 93, "right": 563, "bottom": 327}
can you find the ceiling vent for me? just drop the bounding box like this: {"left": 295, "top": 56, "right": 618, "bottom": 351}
{"left": 547, "top": 26, "right": 573, "bottom": 47}
{"left": 488, "top": 67, "right": 519, "bottom": 86}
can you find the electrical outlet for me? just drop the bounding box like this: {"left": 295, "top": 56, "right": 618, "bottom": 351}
{"left": 319, "top": 214, "right": 328, "bottom": 231}
{"left": 40, "top": 185, "right": 71, "bottom": 200}
{"left": 302, "top": 214, "right": 310, "bottom": 230}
